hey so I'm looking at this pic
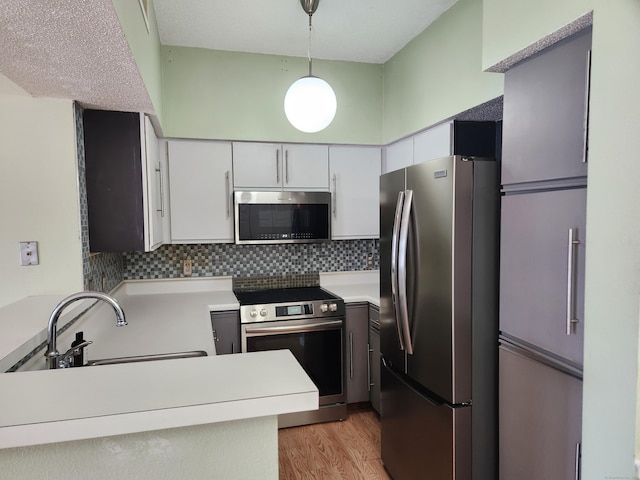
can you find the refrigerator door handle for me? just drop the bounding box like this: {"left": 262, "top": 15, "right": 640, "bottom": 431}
{"left": 566, "top": 228, "right": 581, "bottom": 335}
{"left": 574, "top": 442, "right": 582, "bottom": 480}
{"left": 398, "top": 189, "right": 414, "bottom": 355}
{"left": 391, "top": 191, "right": 406, "bottom": 351}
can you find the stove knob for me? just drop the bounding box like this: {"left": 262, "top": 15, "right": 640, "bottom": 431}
{"left": 320, "top": 303, "right": 328, "bottom": 313}
{"left": 250, "top": 310, "right": 258, "bottom": 318}
{"left": 329, "top": 303, "right": 338, "bottom": 312}
{"left": 260, "top": 308, "right": 268, "bottom": 317}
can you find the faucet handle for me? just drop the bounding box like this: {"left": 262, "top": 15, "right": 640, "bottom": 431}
{"left": 57, "top": 340, "right": 93, "bottom": 368}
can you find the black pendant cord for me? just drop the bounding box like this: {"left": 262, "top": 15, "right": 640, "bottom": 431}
{"left": 307, "top": 12, "right": 313, "bottom": 76}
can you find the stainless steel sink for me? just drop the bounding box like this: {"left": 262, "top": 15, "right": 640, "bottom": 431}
{"left": 86, "top": 350, "right": 208, "bottom": 366}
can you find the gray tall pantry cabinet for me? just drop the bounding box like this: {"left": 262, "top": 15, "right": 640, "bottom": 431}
{"left": 499, "top": 29, "right": 591, "bottom": 480}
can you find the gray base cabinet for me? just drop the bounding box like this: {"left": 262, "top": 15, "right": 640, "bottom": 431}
{"left": 499, "top": 346, "right": 582, "bottom": 480}
{"left": 345, "top": 303, "right": 370, "bottom": 404}
{"left": 210, "top": 311, "right": 240, "bottom": 355}
{"left": 369, "top": 305, "right": 381, "bottom": 413}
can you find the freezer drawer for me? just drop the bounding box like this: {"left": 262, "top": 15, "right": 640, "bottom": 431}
{"left": 499, "top": 345, "right": 582, "bottom": 480}
{"left": 381, "top": 364, "right": 471, "bottom": 480}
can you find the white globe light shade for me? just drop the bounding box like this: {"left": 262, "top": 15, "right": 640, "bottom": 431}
{"left": 284, "top": 76, "right": 337, "bottom": 133}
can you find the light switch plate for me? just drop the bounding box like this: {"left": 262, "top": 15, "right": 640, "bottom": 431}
{"left": 19, "top": 241, "right": 39, "bottom": 266}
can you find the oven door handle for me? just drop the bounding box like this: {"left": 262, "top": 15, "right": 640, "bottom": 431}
{"left": 244, "top": 319, "right": 343, "bottom": 335}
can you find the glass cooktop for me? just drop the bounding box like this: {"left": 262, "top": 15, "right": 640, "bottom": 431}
{"left": 233, "top": 287, "right": 340, "bottom": 306}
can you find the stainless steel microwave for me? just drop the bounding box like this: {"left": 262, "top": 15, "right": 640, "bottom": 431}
{"left": 234, "top": 191, "right": 331, "bottom": 244}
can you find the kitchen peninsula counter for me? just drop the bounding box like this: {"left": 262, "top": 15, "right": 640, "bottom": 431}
{"left": 0, "top": 277, "right": 317, "bottom": 479}
{"left": 0, "top": 349, "right": 317, "bottom": 449}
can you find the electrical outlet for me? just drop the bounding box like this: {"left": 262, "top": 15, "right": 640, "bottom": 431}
{"left": 366, "top": 252, "right": 374, "bottom": 269}
{"left": 19, "top": 241, "right": 39, "bottom": 266}
{"left": 183, "top": 257, "right": 193, "bottom": 277}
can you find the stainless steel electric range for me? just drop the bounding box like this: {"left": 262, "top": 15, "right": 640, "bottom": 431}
{"left": 234, "top": 286, "right": 347, "bottom": 428}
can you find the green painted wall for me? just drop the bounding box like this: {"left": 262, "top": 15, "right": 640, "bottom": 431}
{"left": 382, "top": 0, "right": 504, "bottom": 144}
{"left": 581, "top": 1, "right": 640, "bottom": 478}
{"left": 112, "top": 0, "right": 164, "bottom": 126}
{"left": 161, "top": 46, "right": 383, "bottom": 144}
{"left": 482, "top": 0, "right": 593, "bottom": 70}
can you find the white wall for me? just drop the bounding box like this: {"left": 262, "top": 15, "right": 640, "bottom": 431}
{"left": 0, "top": 416, "right": 278, "bottom": 480}
{"left": 0, "top": 76, "right": 83, "bottom": 308}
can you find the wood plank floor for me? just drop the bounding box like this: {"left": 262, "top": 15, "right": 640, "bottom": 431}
{"left": 279, "top": 407, "right": 392, "bottom": 480}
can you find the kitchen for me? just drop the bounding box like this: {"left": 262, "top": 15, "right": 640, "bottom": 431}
{"left": 1, "top": 0, "right": 639, "bottom": 479}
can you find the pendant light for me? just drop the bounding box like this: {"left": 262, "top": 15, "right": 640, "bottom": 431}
{"left": 284, "top": 0, "right": 337, "bottom": 133}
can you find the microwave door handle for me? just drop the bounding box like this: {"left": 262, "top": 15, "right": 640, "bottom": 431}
{"left": 398, "top": 189, "right": 413, "bottom": 355}
{"left": 391, "top": 191, "right": 406, "bottom": 351}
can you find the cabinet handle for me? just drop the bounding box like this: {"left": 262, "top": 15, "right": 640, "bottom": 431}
{"left": 285, "top": 149, "right": 289, "bottom": 184}
{"left": 225, "top": 170, "right": 231, "bottom": 219}
{"left": 582, "top": 50, "right": 592, "bottom": 164}
{"left": 155, "top": 162, "right": 165, "bottom": 217}
{"left": 276, "top": 149, "right": 281, "bottom": 183}
{"left": 574, "top": 442, "right": 581, "bottom": 480}
{"left": 349, "top": 331, "right": 354, "bottom": 379}
{"left": 566, "top": 228, "right": 581, "bottom": 335}
{"left": 367, "top": 343, "right": 373, "bottom": 391}
{"left": 332, "top": 174, "right": 337, "bottom": 218}
{"left": 213, "top": 329, "right": 218, "bottom": 342}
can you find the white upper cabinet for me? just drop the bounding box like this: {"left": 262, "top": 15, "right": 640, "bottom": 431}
{"left": 382, "top": 137, "right": 413, "bottom": 173}
{"left": 233, "top": 142, "right": 329, "bottom": 190}
{"left": 329, "top": 145, "right": 381, "bottom": 239}
{"left": 413, "top": 121, "right": 453, "bottom": 164}
{"left": 167, "top": 140, "right": 234, "bottom": 243}
{"left": 144, "top": 117, "right": 164, "bottom": 251}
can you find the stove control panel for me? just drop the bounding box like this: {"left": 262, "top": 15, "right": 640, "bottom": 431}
{"left": 240, "top": 299, "right": 345, "bottom": 323}
{"left": 276, "top": 304, "right": 314, "bottom": 317}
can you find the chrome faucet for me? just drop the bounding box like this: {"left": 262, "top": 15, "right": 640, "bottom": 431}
{"left": 45, "top": 291, "right": 127, "bottom": 369}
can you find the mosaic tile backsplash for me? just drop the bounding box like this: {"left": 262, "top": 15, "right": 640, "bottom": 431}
{"left": 124, "top": 240, "right": 380, "bottom": 280}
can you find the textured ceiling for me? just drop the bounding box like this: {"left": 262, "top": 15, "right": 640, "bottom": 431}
{"left": 0, "top": 0, "right": 154, "bottom": 113}
{"left": 154, "top": 0, "right": 458, "bottom": 64}
{"left": 0, "top": 0, "right": 457, "bottom": 112}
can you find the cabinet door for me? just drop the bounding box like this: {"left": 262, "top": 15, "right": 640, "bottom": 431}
{"left": 84, "top": 110, "right": 146, "bottom": 252}
{"left": 345, "top": 303, "right": 370, "bottom": 404}
{"left": 383, "top": 137, "right": 413, "bottom": 173}
{"left": 500, "top": 188, "right": 586, "bottom": 365}
{"left": 413, "top": 121, "right": 452, "bottom": 164}
{"left": 168, "top": 140, "right": 234, "bottom": 243}
{"left": 211, "top": 311, "right": 240, "bottom": 355}
{"left": 502, "top": 30, "right": 591, "bottom": 184}
{"left": 283, "top": 144, "right": 329, "bottom": 190}
{"left": 369, "top": 305, "right": 381, "bottom": 413}
{"left": 329, "top": 145, "right": 381, "bottom": 239}
{"left": 232, "top": 142, "right": 282, "bottom": 189}
{"left": 499, "top": 346, "right": 582, "bottom": 480}
{"left": 143, "top": 116, "right": 163, "bottom": 251}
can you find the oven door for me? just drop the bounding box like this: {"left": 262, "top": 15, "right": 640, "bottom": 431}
{"left": 242, "top": 317, "right": 345, "bottom": 406}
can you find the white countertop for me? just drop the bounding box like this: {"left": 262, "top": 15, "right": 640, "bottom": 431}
{"left": 320, "top": 270, "right": 380, "bottom": 307}
{"left": 0, "top": 277, "right": 239, "bottom": 372}
{"left": 0, "top": 350, "right": 317, "bottom": 449}
{"left": 0, "top": 271, "right": 379, "bottom": 450}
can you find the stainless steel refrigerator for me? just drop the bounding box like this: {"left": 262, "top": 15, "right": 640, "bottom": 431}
{"left": 380, "top": 155, "right": 499, "bottom": 480}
